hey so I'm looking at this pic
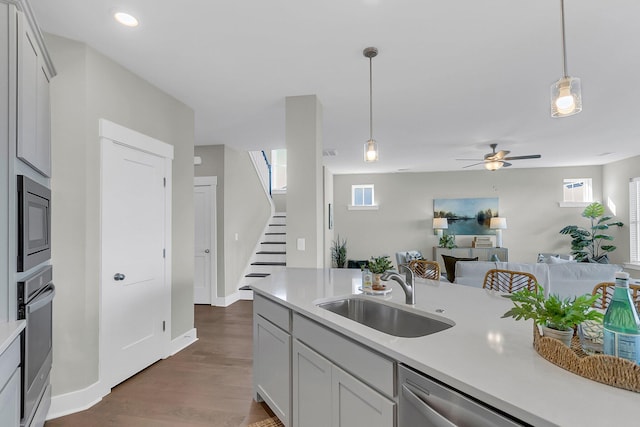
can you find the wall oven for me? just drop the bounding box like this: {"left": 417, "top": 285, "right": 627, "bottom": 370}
{"left": 18, "top": 266, "right": 55, "bottom": 427}
{"left": 17, "top": 175, "right": 51, "bottom": 272}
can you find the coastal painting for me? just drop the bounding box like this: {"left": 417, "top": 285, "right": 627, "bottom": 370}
{"left": 433, "top": 198, "right": 499, "bottom": 235}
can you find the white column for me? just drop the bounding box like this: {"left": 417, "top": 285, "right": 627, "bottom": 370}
{"left": 285, "top": 95, "right": 324, "bottom": 268}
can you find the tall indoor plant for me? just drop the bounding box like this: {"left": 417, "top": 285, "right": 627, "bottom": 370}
{"left": 330, "top": 235, "right": 347, "bottom": 268}
{"left": 559, "top": 202, "right": 623, "bottom": 263}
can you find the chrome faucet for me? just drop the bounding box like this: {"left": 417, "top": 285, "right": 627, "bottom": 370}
{"left": 381, "top": 264, "right": 415, "bottom": 305}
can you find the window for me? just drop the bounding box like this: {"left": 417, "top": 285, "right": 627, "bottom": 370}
{"left": 630, "top": 178, "right": 640, "bottom": 265}
{"left": 349, "top": 184, "right": 377, "bottom": 210}
{"left": 271, "top": 149, "right": 287, "bottom": 192}
{"left": 560, "top": 178, "right": 593, "bottom": 207}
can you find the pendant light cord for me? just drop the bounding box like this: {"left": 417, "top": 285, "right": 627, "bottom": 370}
{"left": 560, "top": 0, "right": 568, "bottom": 78}
{"left": 369, "top": 55, "right": 373, "bottom": 141}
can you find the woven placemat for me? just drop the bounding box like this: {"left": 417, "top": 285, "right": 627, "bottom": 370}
{"left": 247, "top": 416, "right": 284, "bottom": 427}
{"left": 533, "top": 325, "right": 640, "bottom": 393}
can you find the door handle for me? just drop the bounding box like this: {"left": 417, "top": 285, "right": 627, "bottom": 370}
{"left": 204, "top": 249, "right": 210, "bottom": 253}
{"left": 114, "top": 273, "right": 126, "bottom": 281}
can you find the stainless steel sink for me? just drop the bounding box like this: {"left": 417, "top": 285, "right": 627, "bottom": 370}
{"left": 316, "top": 297, "right": 454, "bottom": 338}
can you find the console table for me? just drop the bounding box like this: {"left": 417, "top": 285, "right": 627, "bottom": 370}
{"left": 433, "top": 247, "right": 508, "bottom": 271}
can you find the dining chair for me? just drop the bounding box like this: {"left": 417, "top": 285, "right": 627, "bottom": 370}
{"left": 591, "top": 282, "right": 640, "bottom": 311}
{"left": 482, "top": 269, "right": 538, "bottom": 293}
{"left": 408, "top": 260, "right": 441, "bottom": 280}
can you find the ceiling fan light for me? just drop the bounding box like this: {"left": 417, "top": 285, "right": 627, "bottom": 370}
{"left": 551, "top": 76, "right": 582, "bottom": 117}
{"left": 485, "top": 161, "right": 502, "bottom": 171}
{"left": 364, "top": 139, "right": 378, "bottom": 162}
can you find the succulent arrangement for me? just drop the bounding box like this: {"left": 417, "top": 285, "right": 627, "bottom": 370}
{"left": 367, "top": 255, "right": 393, "bottom": 274}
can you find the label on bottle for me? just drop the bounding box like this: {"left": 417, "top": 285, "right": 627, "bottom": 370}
{"left": 604, "top": 328, "right": 640, "bottom": 363}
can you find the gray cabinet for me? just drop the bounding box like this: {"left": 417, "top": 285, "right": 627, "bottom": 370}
{"left": 292, "top": 314, "right": 395, "bottom": 427}
{"left": 292, "top": 341, "right": 331, "bottom": 427}
{"left": 0, "top": 337, "right": 20, "bottom": 426}
{"left": 253, "top": 294, "right": 291, "bottom": 426}
{"left": 16, "top": 8, "right": 52, "bottom": 177}
{"left": 332, "top": 365, "right": 395, "bottom": 427}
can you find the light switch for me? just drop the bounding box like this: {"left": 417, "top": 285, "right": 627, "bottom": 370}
{"left": 297, "top": 238, "right": 305, "bottom": 251}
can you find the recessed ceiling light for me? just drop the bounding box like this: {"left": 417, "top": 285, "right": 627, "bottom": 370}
{"left": 114, "top": 12, "right": 139, "bottom": 27}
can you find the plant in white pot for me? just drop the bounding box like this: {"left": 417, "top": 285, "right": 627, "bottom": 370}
{"left": 501, "top": 287, "right": 603, "bottom": 347}
{"left": 368, "top": 255, "right": 393, "bottom": 290}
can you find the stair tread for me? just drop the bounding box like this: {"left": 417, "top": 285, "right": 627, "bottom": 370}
{"left": 265, "top": 232, "right": 286, "bottom": 235}
{"left": 244, "top": 273, "right": 270, "bottom": 278}
{"left": 261, "top": 241, "right": 286, "bottom": 244}
{"left": 256, "top": 251, "right": 286, "bottom": 255}
{"left": 251, "top": 262, "right": 286, "bottom": 266}
{"left": 269, "top": 224, "right": 286, "bottom": 226}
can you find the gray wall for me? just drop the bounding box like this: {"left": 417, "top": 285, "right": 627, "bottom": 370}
{"left": 47, "top": 34, "right": 195, "bottom": 395}
{"left": 195, "top": 145, "right": 272, "bottom": 296}
{"left": 333, "top": 166, "right": 611, "bottom": 266}
{"left": 603, "top": 155, "right": 640, "bottom": 276}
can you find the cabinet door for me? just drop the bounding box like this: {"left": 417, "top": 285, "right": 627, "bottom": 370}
{"left": 292, "top": 341, "right": 331, "bottom": 427}
{"left": 255, "top": 316, "right": 291, "bottom": 426}
{"left": 332, "top": 365, "right": 395, "bottom": 427}
{"left": 0, "top": 368, "right": 20, "bottom": 427}
{"left": 17, "top": 10, "right": 51, "bottom": 177}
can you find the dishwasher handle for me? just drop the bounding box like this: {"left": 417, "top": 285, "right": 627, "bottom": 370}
{"left": 402, "top": 382, "right": 457, "bottom": 427}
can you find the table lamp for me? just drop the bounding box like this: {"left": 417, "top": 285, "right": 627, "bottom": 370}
{"left": 490, "top": 217, "right": 507, "bottom": 248}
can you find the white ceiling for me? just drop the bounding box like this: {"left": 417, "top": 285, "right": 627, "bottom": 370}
{"left": 29, "top": 0, "right": 640, "bottom": 174}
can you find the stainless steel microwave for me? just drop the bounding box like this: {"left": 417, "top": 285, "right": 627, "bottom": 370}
{"left": 18, "top": 175, "right": 51, "bottom": 272}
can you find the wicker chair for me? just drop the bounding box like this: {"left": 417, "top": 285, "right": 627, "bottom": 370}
{"left": 591, "top": 282, "right": 640, "bottom": 311}
{"left": 482, "top": 269, "right": 538, "bottom": 293}
{"left": 408, "top": 260, "right": 441, "bottom": 280}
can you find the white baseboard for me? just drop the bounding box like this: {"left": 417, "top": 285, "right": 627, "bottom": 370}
{"left": 47, "top": 380, "right": 108, "bottom": 421}
{"left": 170, "top": 328, "right": 198, "bottom": 356}
{"left": 214, "top": 291, "right": 242, "bottom": 307}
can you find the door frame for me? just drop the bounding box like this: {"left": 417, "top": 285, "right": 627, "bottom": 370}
{"left": 194, "top": 176, "right": 218, "bottom": 305}
{"left": 98, "top": 118, "right": 173, "bottom": 391}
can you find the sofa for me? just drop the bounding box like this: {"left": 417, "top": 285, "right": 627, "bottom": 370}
{"left": 454, "top": 261, "right": 623, "bottom": 299}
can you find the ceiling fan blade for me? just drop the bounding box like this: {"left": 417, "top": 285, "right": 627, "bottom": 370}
{"left": 502, "top": 162, "right": 513, "bottom": 167}
{"left": 462, "top": 162, "right": 485, "bottom": 168}
{"left": 503, "top": 154, "right": 541, "bottom": 161}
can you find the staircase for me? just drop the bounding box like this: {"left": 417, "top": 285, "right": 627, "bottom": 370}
{"left": 240, "top": 213, "right": 287, "bottom": 296}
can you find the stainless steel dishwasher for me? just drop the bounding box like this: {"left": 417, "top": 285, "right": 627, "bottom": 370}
{"left": 398, "top": 364, "right": 527, "bottom": 427}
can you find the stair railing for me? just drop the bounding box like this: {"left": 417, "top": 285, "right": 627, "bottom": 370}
{"left": 249, "top": 150, "right": 272, "bottom": 197}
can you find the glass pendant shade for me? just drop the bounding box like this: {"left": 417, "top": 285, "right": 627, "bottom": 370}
{"left": 551, "top": 76, "right": 582, "bottom": 117}
{"left": 364, "top": 139, "right": 378, "bottom": 162}
{"left": 484, "top": 161, "right": 502, "bottom": 171}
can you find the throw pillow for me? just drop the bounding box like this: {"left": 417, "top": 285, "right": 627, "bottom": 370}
{"left": 441, "top": 255, "right": 478, "bottom": 283}
{"left": 405, "top": 251, "right": 423, "bottom": 262}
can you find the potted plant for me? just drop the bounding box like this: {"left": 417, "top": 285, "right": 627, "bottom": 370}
{"left": 368, "top": 255, "right": 393, "bottom": 290}
{"left": 501, "top": 287, "right": 603, "bottom": 346}
{"left": 559, "top": 202, "right": 623, "bottom": 263}
{"left": 439, "top": 233, "right": 456, "bottom": 249}
{"left": 330, "top": 235, "right": 347, "bottom": 268}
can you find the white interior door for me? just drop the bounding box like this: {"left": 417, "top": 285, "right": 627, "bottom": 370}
{"left": 194, "top": 177, "right": 217, "bottom": 304}
{"left": 100, "top": 120, "right": 172, "bottom": 389}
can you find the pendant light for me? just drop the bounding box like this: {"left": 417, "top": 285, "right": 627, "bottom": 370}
{"left": 363, "top": 47, "right": 379, "bottom": 162}
{"left": 551, "top": 0, "right": 582, "bottom": 117}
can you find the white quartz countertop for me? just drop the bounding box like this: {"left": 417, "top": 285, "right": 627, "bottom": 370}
{"left": 0, "top": 320, "right": 25, "bottom": 355}
{"left": 252, "top": 268, "right": 640, "bottom": 427}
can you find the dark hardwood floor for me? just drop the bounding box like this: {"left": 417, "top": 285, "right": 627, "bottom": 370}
{"left": 46, "top": 301, "right": 273, "bottom": 427}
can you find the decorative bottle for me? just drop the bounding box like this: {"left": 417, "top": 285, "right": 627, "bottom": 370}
{"left": 603, "top": 272, "right": 640, "bottom": 363}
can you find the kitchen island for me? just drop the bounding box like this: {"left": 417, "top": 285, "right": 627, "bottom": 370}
{"left": 251, "top": 268, "right": 639, "bottom": 426}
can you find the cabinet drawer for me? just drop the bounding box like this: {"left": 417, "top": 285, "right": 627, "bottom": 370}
{"left": 254, "top": 293, "right": 291, "bottom": 332}
{"left": 0, "top": 337, "right": 20, "bottom": 391}
{"left": 293, "top": 313, "right": 395, "bottom": 399}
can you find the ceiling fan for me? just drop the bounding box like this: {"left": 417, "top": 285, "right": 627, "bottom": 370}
{"left": 458, "top": 143, "right": 542, "bottom": 171}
